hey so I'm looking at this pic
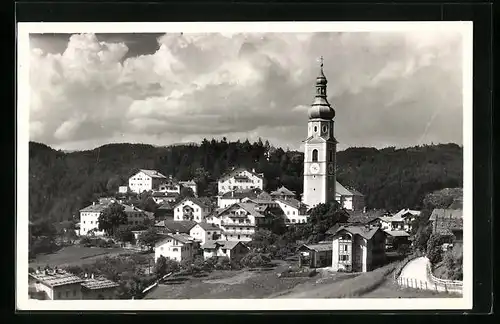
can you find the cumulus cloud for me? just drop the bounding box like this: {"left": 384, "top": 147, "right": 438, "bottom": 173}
{"left": 29, "top": 31, "right": 463, "bottom": 151}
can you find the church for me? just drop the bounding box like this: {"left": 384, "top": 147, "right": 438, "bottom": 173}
{"left": 302, "top": 58, "right": 364, "bottom": 211}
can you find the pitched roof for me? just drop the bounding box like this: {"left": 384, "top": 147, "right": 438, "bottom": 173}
{"left": 429, "top": 209, "right": 463, "bottom": 235}
{"left": 347, "top": 188, "right": 364, "bottom": 196}
{"left": 201, "top": 240, "right": 247, "bottom": 250}
{"left": 195, "top": 222, "right": 222, "bottom": 231}
{"left": 81, "top": 277, "right": 120, "bottom": 290}
{"left": 174, "top": 197, "right": 213, "bottom": 209}
{"left": 333, "top": 225, "right": 383, "bottom": 240}
{"left": 335, "top": 181, "right": 352, "bottom": 196}
{"left": 274, "top": 197, "right": 304, "bottom": 210}
{"left": 158, "top": 202, "right": 175, "bottom": 210}
{"left": 220, "top": 188, "right": 261, "bottom": 199}
{"left": 218, "top": 167, "right": 264, "bottom": 182}
{"left": 154, "top": 220, "right": 197, "bottom": 233}
{"left": 238, "top": 202, "right": 267, "bottom": 218}
{"left": 257, "top": 191, "right": 273, "bottom": 201}
{"left": 271, "top": 186, "right": 295, "bottom": 196}
{"left": 29, "top": 270, "right": 84, "bottom": 287}
{"left": 167, "top": 233, "right": 195, "bottom": 244}
{"left": 137, "top": 169, "right": 167, "bottom": 179}
{"left": 348, "top": 210, "right": 389, "bottom": 224}
{"left": 298, "top": 243, "right": 333, "bottom": 252}
{"left": 384, "top": 230, "right": 410, "bottom": 237}
{"left": 392, "top": 208, "right": 421, "bottom": 219}
{"left": 429, "top": 209, "right": 463, "bottom": 221}
{"left": 79, "top": 201, "right": 114, "bottom": 213}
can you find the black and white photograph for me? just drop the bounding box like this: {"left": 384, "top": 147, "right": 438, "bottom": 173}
{"left": 16, "top": 22, "right": 472, "bottom": 310}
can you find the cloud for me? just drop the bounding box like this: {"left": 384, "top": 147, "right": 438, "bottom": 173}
{"left": 29, "top": 31, "right": 463, "bottom": 151}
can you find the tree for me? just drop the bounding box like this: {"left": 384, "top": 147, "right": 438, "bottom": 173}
{"left": 426, "top": 233, "right": 449, "bottom": 265}
{"left": 114, "top": 226, "right": 134, "bottom": 244}
{"left": 413, "top": 224, "right": 432, "bottom": 252}
{"left": 98, "top": 203, "right": 128, "bottom": 236}
{"left": 307, "top": 201, "right": 349, "bottom": 242}
{"left": 154, "top": 256, "right": 180, "bottom": 278}
{"left": 138, "top": 227, "right": 161, "bottom": 252}
{"left": 179, "top": 186, "right": 195, "bottom": 199}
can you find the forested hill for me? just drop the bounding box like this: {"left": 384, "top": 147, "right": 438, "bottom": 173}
{"left": 28, "top": 139, "right": 462, "bottom": 223}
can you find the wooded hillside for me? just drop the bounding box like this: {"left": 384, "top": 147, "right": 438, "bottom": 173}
{"left": 28, "top": 139, "right": 462, "bottom": 223}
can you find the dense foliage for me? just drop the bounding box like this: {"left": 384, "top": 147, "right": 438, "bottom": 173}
{"left": 29, "top": 140, "right": 462, "bottom": 224}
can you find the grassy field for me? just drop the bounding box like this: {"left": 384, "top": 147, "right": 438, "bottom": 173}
{"left": 29, "top": 245, "right": 129, "bottom": 268}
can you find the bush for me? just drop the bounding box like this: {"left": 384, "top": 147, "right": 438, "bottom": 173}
{"left": 214, "top": 257, "right": 231, "bottom": 270}
{"left": 443, "top": 250, "right": 463, "bottom": 281}
{"left": 426, "top": 234, "right": 449, "bottom": 265}
{"left": 154, "top": 256, "right": 180, "bottom": 278}
{"left": 239, "top": 252, "right": 271, "bottom": 268}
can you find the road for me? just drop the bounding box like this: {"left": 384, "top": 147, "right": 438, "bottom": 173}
{"left": 398, "top": 257, "right": 461, "bottom": 293}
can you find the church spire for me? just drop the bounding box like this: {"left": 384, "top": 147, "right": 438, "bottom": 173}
{"left": 308, "top": 57, "right": 335, "bottom": 120}
{"left": 316, "top": 56, "right": 328, "bottom": 97}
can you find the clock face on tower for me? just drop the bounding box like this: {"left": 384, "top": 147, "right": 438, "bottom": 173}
{"left": 310, "top": 163, "right": 320, "bottom": 174}
{"left": 328, "top": 163, "right": 335, "bottom": 175}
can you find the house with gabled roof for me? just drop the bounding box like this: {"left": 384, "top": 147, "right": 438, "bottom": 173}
{"left": 29, "top": 268, "right": 85, "bottom": 300}
{"left": 429, "top": 208, "right": 463, "bottom": 242}
{"left": 297, "top": 243, "right": 333, "bottom": 268}
{"left": 335, "top": 181, "right": 365, "bottom": 212}
{"left": 154, "top": 219, "right": 197, "bottom": 235}
{"left": 189, "top": 222, "right": 223, "bottom": 244}
{"left": 271, "top": 186, "right": 296, "bottom": 199}
{"left": 128, "top": 169, "right": 168, "bottom": 194}
{"left": 330, "top": 224, "right": 387, "bottom": 272}
{"left": 206, "top": 202, "right": 273, "bottom": 242}
{"left": 154, "top": 232, "right": 197, "bottom": 262}
{"left": 274, "top": 197, "right": 309, "bottom": 225}
{"left": 217, "top": 188, "right": 262, "bottom": 208}
{"left": 217, "top": 167, "right": 265, "bottom": 195}
{"left": 173, "top": 197, "right": 214, "bottom": 222}
{"left": 201, "top": 240, "right": 249, "bottom": 261}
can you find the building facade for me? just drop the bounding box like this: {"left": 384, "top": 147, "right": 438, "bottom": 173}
{"left": 173, "top": 197, "right": 213, "bottom": 222}
{"left": 128, "top": 169, "right": 167, "bottom": 193}
{"left": 154, "top": 233, "right": 196, "bottom": 262}
{"left": 274, "top": 197, "right": 309, "bottom": 224}
{"left": 217, "top": 168, "right": 264, "bottom": 195}
{"left": 302, "top": 59, "right": 337, "bottom": 209}
{"left": 201, "top": 240, "right": 249, "bottom": 261}
{"left": 189, "top": 222, "right": 222, "bottom": 245}
{"left": 29, "top": 269, "right": 84, "bottom": 300}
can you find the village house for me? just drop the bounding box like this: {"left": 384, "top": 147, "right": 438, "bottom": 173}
{"left": 335, "top": 181, "right": 366, "bottom": 212}
{"left": 79, "top": 199, "right": 149, "bottom": 236}
{"left": 270, "top": 186, "right": 296, "bottom": 200}
{"left": 274, "top": 197, "right": 309, "bottom": 225}
{"left": 217, "top": 188, "right": 262, "bottom": 208}
{"left": 128, "top": 169, "right": 168, "bottom": 193}
{"left": 391, "top": 208, "right": 421, "bottom": 232}
{"left": 29, "top": 268, "right": 84, "bottom": 300}
{"left": 173, "top": 197, "right": 214, "bottom": 222}
{"left": 151, "top": 191, "right": 179, "bottom": 204}
{"left": 207, "top": 202, "right": 273, "bottom": 242}
{"left": 154, "top": 219, "right": 197, "bottom": 235}
{"left": 383, "top": 230, "right": 411, "bottom": 251}
{"left": 330, "top": 224, "right": 387, "bottom": 272}
{"left": 189, "top": 222, "right": 223, "bottom": 244}
{"left": 201, "top": 240, "right": 249, "bottom": 261}
{"left": 297, "top": 243, "right": 333, "bottom": 268}
{"left": 154, "top": 233, "right": 197, "bottom": 262}
{"left": 429, "top": 208, "right": 463, "bottom": 243}
{"left": 81, "top": 273, "right": 120, "bottom": 299}
{"left": 217, "top": 167, "right": 265, "bottom": 195}
{"left": 158, "top": 180, "right": 181, "bottom": 194}
{"left": 154, "top": 202, "right": 175, "bottom": 221}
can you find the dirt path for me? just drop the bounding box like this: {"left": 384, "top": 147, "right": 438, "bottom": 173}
{"left": 398, "top": 257, "right": 461, "bottom": 293}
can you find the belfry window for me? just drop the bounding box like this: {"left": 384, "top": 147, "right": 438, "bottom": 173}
{"left": 312, "top": 149, "right": 318, "bottom": 162}
{"left": 314, "top": 126, "right": 318, "bottom": 133}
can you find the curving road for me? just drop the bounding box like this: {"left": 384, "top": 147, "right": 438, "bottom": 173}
{"left": 398, "top": 257, "right": 461, "bottom": 294}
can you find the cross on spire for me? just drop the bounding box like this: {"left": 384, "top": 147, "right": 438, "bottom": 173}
{"left": 320, "top": 56, "right": 324, "bottom": 68}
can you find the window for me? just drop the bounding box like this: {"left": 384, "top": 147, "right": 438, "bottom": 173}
{"left": 312, "top": 149, "right": 318, "bottom": 162}
{"left": 73, "top": 290, "right": 77, "bottom": 296}
{"left": 222, "top": 249, "right": 227, "bottom": 253}
{"left": 292, "top": 219, "right": 296, "bottom": 223}
{"left": 340, "top": 255, "right": 349, "bottom": 261}
{"left": 172, "top": 248, "right": 178, "bottom": 252}
{"left": 329, "top": 150, "right": 334, "bottom": 162}
{"left": 314, "top": 126, "right": 318, "bottom": 133}
{"left": 292, "top": 211, "right": 296, "bottom": 215}
{"left": 287, "top": 211, "right": 290, "bottom": 215}
{"left": 322, "top": 125, "right": 328, "bottom": 133}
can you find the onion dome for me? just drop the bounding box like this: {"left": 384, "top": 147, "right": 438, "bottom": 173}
{"left": 308, "top": 57, "right": 335, "bottom": 120}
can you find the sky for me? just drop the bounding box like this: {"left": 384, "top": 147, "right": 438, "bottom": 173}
{"left": 28, "top": 31, "right": 463, "bottom": 152}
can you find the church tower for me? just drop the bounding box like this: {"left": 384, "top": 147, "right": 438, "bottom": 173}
{"left": 302, "top": 58, "right": 337, "bottom": 208}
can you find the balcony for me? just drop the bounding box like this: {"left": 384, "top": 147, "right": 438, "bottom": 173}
{"left": 223, "top": 229, "right": 255, "bottom": 235}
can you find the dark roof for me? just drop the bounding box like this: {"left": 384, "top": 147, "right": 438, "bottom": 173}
{"left": 79, "top": 201, "right": 113, "bottom": 213}
{"left": 158, "top": 202, "right": 175, "bottom": 210}
{"left": 429, "top": 208, "right": 463, "bottom": 235}
{"left": 215, "top": 202, "right": 267, "bottom": 218}
{"left": 348, "top": 209, "right": 389, "bottom": 224}
{"left": 201, "top": 240, "right": 248, "bottom": 250}
{"left": 274, "top": 197, "right": 304, "bottom": 210}
{"left": 298, "top": 243, "right": 333, "bottom": 252}
{"left": 220, "top": 188, "right": 261, "bottom": 199}
{"left": 333, "top": 225, "right": 383, "bottom": 240}
{"left": 174, "top": 197, "right": 213, "bottom": 209}
{"left": 271, "top": 186, "right": 295, "bottom": 196}
{"left": 154, "top": 220, "right": 197, "bottom": 233}
{"left": 195, "top": 222, "right": 222, "bottom": 231}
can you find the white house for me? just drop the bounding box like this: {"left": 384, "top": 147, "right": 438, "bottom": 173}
{"left": 274, "top": 197, "right": 309, "bottom": 225}
{"left": 217, "top": 167, "right": 264, "bottom": 195}
{"left": 270, "top": 186, "right": 296, "bottom": 200}
{"left": 158, "top": 181, "right": 181, "bottom": 194}
{"left": 151, "top": 191, "right": 179, "bottom": 204}
{"left": 207, "top": 202, "right": 272, "bottom": 242}
{"left": 128, "top": 169, "right": 168, "bottom": 194}
{"left": 335, "top": 181, "right": 365, "bottom": 211}
{"left": 189, "top": 222, "right": 222, "bottom": 245}
{"left": 154, "top": 233, "right": 196, "bottom": 262}
{"left": 173, "top": 197, "right": 213, "bottom": 222}
{"left": 79, "top": 199, "right": 148, "bottom": 236}
{"left": 392, "top": 208, "right": 421, "bottom": 232}
{"left": 201, "top": 240, "right": 249, "bottom": 261}
{"left": 217, "top": 188, "right": 262, "bottom": 208}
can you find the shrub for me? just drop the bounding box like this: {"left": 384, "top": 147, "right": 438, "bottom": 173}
{"left": 154, "top": 256, "right": 180, "bottom": 278}
{"left": 443, "top": 250, "right": 463, "bottom": 281}
{"left": 239, "top": 252, "right": 271, "bottom": 268}
{"left": 426, "top": 234, "right": 449, "bottom": 265}
{"left": 214, "top": 257, "right": 231, "bottom": 270}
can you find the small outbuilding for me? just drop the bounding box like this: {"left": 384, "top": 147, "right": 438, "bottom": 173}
{"left": 297, "top": 243, "right": 333, "bottom": 268}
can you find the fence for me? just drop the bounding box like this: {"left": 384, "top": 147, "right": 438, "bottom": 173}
{"left": 425, "top": 262, "right": 463, "bottom": 294}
